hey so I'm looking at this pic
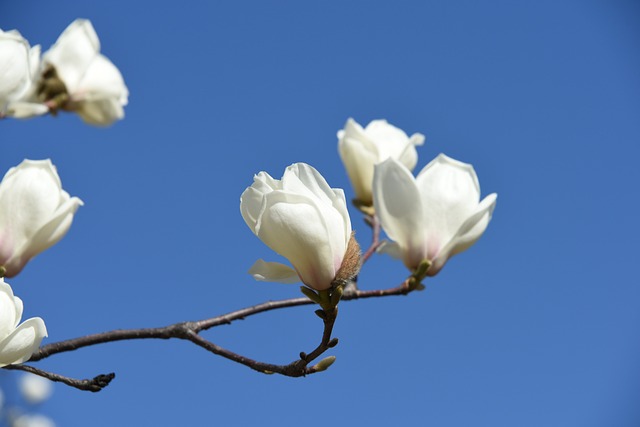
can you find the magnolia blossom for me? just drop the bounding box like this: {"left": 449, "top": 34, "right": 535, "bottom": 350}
{"left": 19, "top": 373, "right": 53, "bottom": 404}
{"left": 0, "top": 279, "right": 47, "bottom": 367}
{"left": 373, "top": 155, "right": 497, "bottom": 276}
{"left": 240, "top": 163, "right": 359, "bottom": 291}
{"left": 0, "top": 159, "right": 83, "bottom": 277}
{"left": 41, "top": 19, "right": 128, "bottom": 126}
{"left": 0, "top": 29, "right": 47, "bottom": 118}
{"left": 338, "top": 118, "right": 425, "bottom": 205}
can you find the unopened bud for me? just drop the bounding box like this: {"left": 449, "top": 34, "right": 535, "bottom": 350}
{"left": 312, "top": 356, "right": 336, "bottom": 372}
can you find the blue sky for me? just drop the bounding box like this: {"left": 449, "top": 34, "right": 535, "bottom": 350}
{"left": 2, "top": 1, "right": 640, "bottom": 426}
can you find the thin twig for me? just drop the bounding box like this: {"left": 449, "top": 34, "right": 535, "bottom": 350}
{"left": 8, "top": 280, "right": 412, "bottom": 391}
{"left": 362, "top": 214, "right": 382, "bottom": 264}
{"left": 4, "top": 364, "right": 114, "bottom": 392}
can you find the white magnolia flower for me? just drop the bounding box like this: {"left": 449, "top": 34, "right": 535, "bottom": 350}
{"left": 13, "top": 414, "right": 56, "bottom": 427}
{"left": 42, "top": 19, "right": 128, "bottom": 126}
{"left": 19, "top": 373, "right": 53, "bottom": 404}
{"left": 373, "top": 155, "right": 497, "bottom": 276}
{"left": 338, "top": 118, "right": 425, "bottom": 205}
{"left": 241, "top": 163, "right": 359, "bottom": 291}
{"left": 0, "top": 29, "right": 48, "bottom": 118}
{"left": 0, "top": 278, "right": 47, "bottom": 367}
{"left": 0, "top": 159, "right": 83, "bottom": 278}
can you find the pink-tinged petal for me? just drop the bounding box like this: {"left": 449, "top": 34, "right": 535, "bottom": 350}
{"left": 248, "top": 260, "right": 300, "bottom": 284}
{"left": 415, "top": 154, "right": 481, "bottom": 256}
{"left": 0, "top": 317, "right": 47, "bottom": 367}
{"left": 373, "top": 158, "right": 427, "bottom": 269}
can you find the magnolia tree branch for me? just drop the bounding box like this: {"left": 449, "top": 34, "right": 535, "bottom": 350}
{"left": 12, "top": 279, "right": 415, "bottom": 392}
{"left": 3, "top": 213, "right": 421, "bottom": 392}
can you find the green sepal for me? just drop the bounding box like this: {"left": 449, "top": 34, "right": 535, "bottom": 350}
{"left": 300, "top": 286, "right": 321, "bottom": 304}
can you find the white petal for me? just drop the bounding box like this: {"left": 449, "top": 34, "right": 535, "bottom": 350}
{"left": 14, "top": 195, "right": 84, "bottom": 268}
{"left": 0, "top": 317, "right": 47, "bottom": 367}
{"left": 0, "top": 30, "right": 31, "bottom": 103}
{"left": 256, "top": 191, "right": 340, "bottom": 290}
{"left": 75, "top": 54, "right": 127, "bottom": 101}
{"left": 248, "top": 259, "right": 300, "bottom": 284}
{"left": 4, "top": 102, "right": 49, "bottom": 118}
{"left": 75, "top": 97, "right": 124, "bottom": 126}
{"left": 338, "top": 132, "right": 378, "bottom": 203}
{"left": 415, "top": 154, "right": 481, "bottom": 256}
{"left": 376, "top": 240, "right": 404, "bottom": 260}
{"left": 430, "top": 193, "right": 497, "bottom": 275}
{"left": 373, "top": 158, "right": 427, "bottom": 269}
{"left": 44, "top": 19, "right": 100, "bottom": 92}
{"left": 0, "top": 280, "right": 17, "bottom": 341}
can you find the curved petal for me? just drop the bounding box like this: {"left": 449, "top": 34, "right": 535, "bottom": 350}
{"left": 376, "top": 240, "right": 403, "bottom": 260}
{"left": 396, "top": 141, "right": 419, "bottom": 172}
{"left": 338, "top": 134, "right": 378, "bottom": 203}
{"left": 373, "top": 158, "right": 427, "bottom": 269}
{"left": 415, "top": 154, "right": 481, "bottom": 255}
{"left": 4, "top": 102, "right": 49, "bottom": 118}
{"left": 75, "top": 98, "right": 124, "bottom": 126}
{"left": 256, "top": 191, "right": 340, "bottom": 290}
{"left": 0, "top": 317, "right": 47, "bottom": 367}
{"left": 240, "top": 186, "right": 266, "bottom": 233}
{"left": 248, "top": 259, "right": 300, "bottom": 284}
{"left": 75, "top": 54, "right": 128, "bottom": 102}
{"left": 44, "top": 19, "right": 100, "bottom": 92}
{"left": 283, "top": 163, "right": 335, "bottom": 206}
{"left": 429, "top": 193, "right": 497, "bottom": 275}
{"left": 0, "top": 31, "right": 31, "bottom": 103}
{"left": 7, "top": 195, "right": 84, "bottom": 276}
{"left": 0, "top": 280, "right": 17, "bottom": 340}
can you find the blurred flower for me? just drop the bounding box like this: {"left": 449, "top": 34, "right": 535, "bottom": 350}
{"left": 40, "top": 19, "right": 128, "bottom": 126}
{"left": 338, "top": 118, "right": 425, "bottom": 206}
{"left": 241, "top": 163, "right": 360, "bottom": 291}
{"left": 0, "top": 278, "right": 47, "bottom": 367}
{"left": 13, "top": 414, "right": 56, "bottom": 427}
{"left": 373, "top": 155, "right": 497, "bottom": 276}
{"left": 0, "top": 29, "right": 48, "bottom": 119}
{"left": 0, "top": 159, "right": 83, "bottom": 278}
{"left": 19, "top": 374, "right": 53, "bottom": 404}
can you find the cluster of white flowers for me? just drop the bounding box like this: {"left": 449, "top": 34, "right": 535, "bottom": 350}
{"left": 0, "top": 19, "right": 128, "bottom": 126}
{"left": 241, "top": 118, "right": 497, "bottom": 290}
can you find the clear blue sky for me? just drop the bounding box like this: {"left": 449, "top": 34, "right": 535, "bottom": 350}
{"left": 2, "top": 1, "right": 640, "bottom": 426}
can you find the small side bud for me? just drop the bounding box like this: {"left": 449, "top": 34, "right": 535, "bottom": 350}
{"left": 327, "top": 338, "right": 339, "bottom": 348}
{"left": 330, "top": 285, "right": 344, "bottom": 307}
{"left": 314, "top": 309, "right": 327, "bottom": 320}
{"left": 312, "top": 356, "right": 336, "bottom": 373}
{"left": 299, "top": 352, "right": 308, "bottom": 361}
{"left": 300, "top": 286, "right": 321, "bottom": 304}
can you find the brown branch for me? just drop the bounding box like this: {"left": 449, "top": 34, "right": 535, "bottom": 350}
{"left": 9, "top": 279, "right": 413, "bottom": 391}
{"left": 4, "top": 364, "right": 115, "bottom": 392}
